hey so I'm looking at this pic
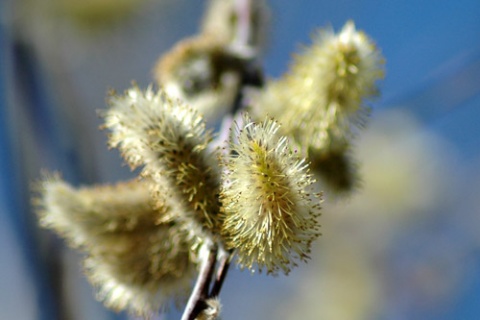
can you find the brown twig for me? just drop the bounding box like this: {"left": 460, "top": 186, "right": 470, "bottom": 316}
{"left": 209, "top": 250, "right": 233, "bottom": 297}
{"left": 181, "top": 245, "right": 218, "bottom": 320}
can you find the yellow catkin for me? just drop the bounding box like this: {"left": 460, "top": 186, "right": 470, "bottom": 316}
{"left": 220, "top": 113, "right": 321, "bottom": 275}
{"left": 103, "top": 86, "right": 221, "bottom": 239}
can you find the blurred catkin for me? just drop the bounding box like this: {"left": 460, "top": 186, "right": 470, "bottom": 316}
{"left": 201, "top": 0, "right": 269, "bottom": 51}
{"left": 35, "top": 175, "right": 197, "bottom": 315}
{"left": 194, "top": 297, "right": 222, "bottom": 320}
{"left": 153, "top": 35, "right": 242, "bottom": 124}
{"left": 251, "top": 21, "right": 383, "bottom": 194}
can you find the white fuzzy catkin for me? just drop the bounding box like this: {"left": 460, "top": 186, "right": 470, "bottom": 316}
{"left": 104, "top": 86, "right": 221, "bottom": 238}
{"left": 220, "top": 114, "right": 321, "bottom": 275}
{"left": 35, "top": 176, "right": 197, "bottom": 316}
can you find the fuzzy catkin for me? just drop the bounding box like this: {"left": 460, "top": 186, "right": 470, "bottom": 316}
{"left": 220, "top": 114, "right": 321, "bottom": 275}
{"left": 35, "top": 176, "right": 197, "bottom": 316}
{"left": 256, "top": 21, "right": 384, "bottom": 153}
{"left": 36, "top": 175, "right": 158, "bottom": 247}
{"left": 104, "top": 86, "right": 222, "bottom": 238}
{"left": 251, "top": 21, "right": 384, "bottom": 194}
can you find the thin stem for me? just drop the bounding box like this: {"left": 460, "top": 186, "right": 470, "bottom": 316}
{"left": 201, "top": 250, "right": 217, "bottom": 298}
{"left": 231, "top": 0, "right": 264, "bottom": 114}
{"left": 234, "top": 0, "right": 251, "bottom": 48}
{"left": 210, "top": 250, "right": 233, "bottom": 297}
{"left": 181, "top": 246, "right": 218, "bottom": 320}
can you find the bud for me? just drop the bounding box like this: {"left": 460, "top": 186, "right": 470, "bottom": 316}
{"left": 153, "top": 35, "right": 241, "bottom": 124}
{"left": 308, "top": 147, "right": 360, "bottom": 195}
{"left": 194, "top": 297, "right": 222, "bottom": 320}
{"left": 220, "top": 113, "right": 321, "bottom": 275}
{"left": 201, "top": 0, "right": 269, "bottom": 51}
{"left": 103, "top": 86, "right": 221, "bottom": 238}
{"left": 34, "top": 175, "right": 197, "bottom": 316}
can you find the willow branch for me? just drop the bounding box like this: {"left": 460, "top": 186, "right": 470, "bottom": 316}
{"left": 181, "top": 245, "right": 218, "bottom": 320}
{"left": 209, "top": 250, "right": 233, "bottom": 297}
{"left": 234, "top": 0, "right": 252, "bottom": 49}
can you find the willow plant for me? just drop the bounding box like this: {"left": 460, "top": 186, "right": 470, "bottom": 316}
{"left": 34, "top": 0, "right": 384, "bottom": 319}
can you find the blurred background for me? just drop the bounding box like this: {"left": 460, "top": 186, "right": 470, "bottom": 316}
{"left": 1, "top": 0, "right": 480, "bottom": 319}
